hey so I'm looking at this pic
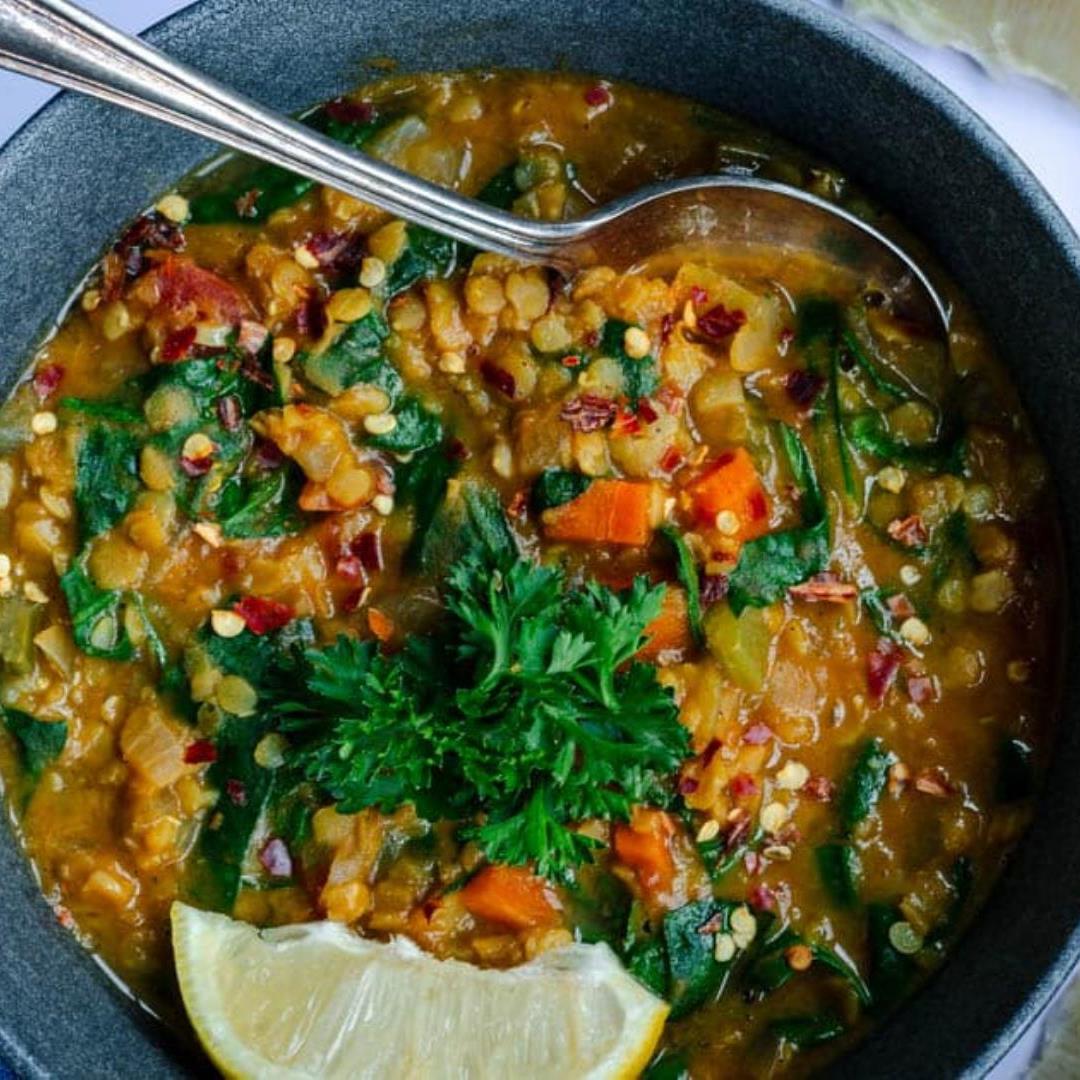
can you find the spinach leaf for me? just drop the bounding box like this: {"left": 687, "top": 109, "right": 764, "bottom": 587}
{"left": 838, "top": 738, "right": 895, "bottom": 830}
{"left": 2, "top": 707, "right": 66, "bottom": 779}
{"left": 625, "top": 934, "right": 668, "bottom": 998}
{"left": 193, "top": 715, "right": 277, "bottom": 910}
{"left": 847, "top": 412, "right": 965, "bottom": 473}
{"left": 600, "top": 319, "right": 658, "bottom": 406}
{"left": 368, "top": 396, "right": 444, "bottom": 455}
{"left": 664, "top": 899, "right": 741, "bottom": 1019}
{"left": 810, "top": 943, "right": 872, "bottom": 1006}
{"left": 659, "top": 525, "right": 704, "bottom": 647}
{"left": 217, "top": 467, "right": 306, "bottom": 540}
{"left": 532, "top": 469, "right": 593, "bottom": 513}
{"left": 189, "top": 110, "right": 388, "bottom": 224}
{"left": 396, "top": 443, "right": 462, "bottom": 568}
{"left": 697, "top": 823, "right": 764, "bottom": 881}
{"left": 60, "top": 396, "right": 143, "bottom": 424}
{"left": 815, "top": 842, "right": 862, "bottom": 908}
{"left": 475, "top": 163, "right": 521, "bottom": 210}
{"left": 416, "top": 481, "right": 518, "bottom": 578}
{"left": 75, "top": 425, "right": 141, "bottom": 543}
{"left": 746, "top": 922, "right": 871, "bottom": 1007}
{"left": 385, "top": 225, "right": 459, "bottom": 296}
{"left": 769, "top": 1014, "right": 845, "bottom": 1048}
{"left": 867, "top": 902, "right": 917, "bottom": 1012}
{"left": 997, "top": 737, "right": 1036, "bottom": 803}
{"left": 197, "top": 618, "right": 315, "bottom": 699}
{"left": 927, "top": 856, "right": 975, "bottom": 946}
{"left": 59, "top": 562, "right": 133, "bottom": 661}
{"left": 726, "top": 425, "right": 829, "bottom": 614}
{"left": 861, "top": 586, "right": 900, "bottom": 640}
{"left": 841, "top": 328, "right": 908, "bottom": 400}
{"left": 300, "top": 311, "right": 396, "bottom": 398}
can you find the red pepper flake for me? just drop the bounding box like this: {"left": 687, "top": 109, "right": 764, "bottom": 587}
{"left": 743, "top": 851, "right": 762, "bottom": 876}
{"left": 728, "top": 772, "right": 759, "bottom": 799}
{"left": 341, "top": 588, "right": 367, "bottom": 613}
{"left": 179, "top": 453, "right": 213, "bottom": 478}
{"left": 324, "top": 97, "right": 375, "bottom": 125}
{"left": 161, "top": 325, "right": 197, "bottom": 363}
{"left": 234, "top": 595, "right": 295, "bottom": 635}
{"left": 183, "top": 739, "right": 217, "bottom": 765}
{"left": 560, "top": 353, "right": 583, "bottom": 368}
{"left": 802, "top": 775, "right": 835, "bottom": 802}
{"left": 584, "top": 83, "right": 612, "bottom": 108}
{"left": 913, "top": 768, "right": 953, "bottom": 797}
{"left": 867, "top": 639, "right": 903, "bottom": 703}
{"left": 582, "top": 329, "right": 600, "bottom": 349}
{"left": 779, "top": 327, "right": 795, "bottom": 345}
{"left": 690, "top": 286, "right": 709, "bottom": 308}
{"left": 659, "top": 446, "right": 684, "bottom": 474}
{"left": 785, "top": 368, "right": 825, "bottom": 410}
{"left": 508, "top": 489, "right": 529, "bottom": 518}
{"left": 305, "top": 230, "right": 366, "bottom": 275}
{"left": 480, "top": 360, "right": 516, "bottom": 399}
{"left": 699, "top": 572, "right": 729, "bottom": 606}
{"left": 887, "top": 514, "right": 929, "bottom": 548}
{"left": 697, "top": 304, "right": 746, "bottom": 341}
{"left": 56, "top": 905, "right": 76, "bottom": 930}
{"left": 110, "top": 212, "right": 185, "bottom": 289}
{"left": 253, "top": 437, "right": 286, "bottom": 470}
{"left": 33, "top": 363, "right": 64, "bottom": 400}
{"left": 636, "top": 398, "right": 659, "bottom": 424}
{"left": 678, "top": 776, "right": 700, "bottom": 795}
{"left": 612, "top": 409, "right": 641, "bottom": 437}
{"left": 235, "top": 189, "right": 262, "bottom": 219}
{"left": 749, "top": 883, "right": 777, "bottom": 912}
{"left": 335, "top": 554, "right": 364, "bottom": 581}
{"left": 296, "top": 290, "right": 328, "bottom": 340}
{"left": 225, "top": 779, "right": 247, "bottom": 807}
{"left": 258, "top": 837, "right": 293, "bottom": 878}
{"left": 560, "top": 393, "right": 616, "bottom": 432}
{"left": 907, "top": 674, "right": 937, "bottom": 704}
{"left": 886, "top": 593, "right": 916, "bottom": 620}
{"left": 701, "top": 738, "right": 722, "bottom": 767}
{"left": 742, "top": 723, "right": 773, "bottom": 745}
{"left": 446, "top": 437, "right": 470, "bottom": 461}
{"left": 655, "top": 384, "right": 685, "bottom": 415}
{"left": 789, "top": 574, "right": 858, "bottom": 603}
{"left": 724, "top": 812, "right": 751, "bottom": 851}
{"left": 216, "top": 395, "right": 242, "bottom": 431}
{"left": 660, "top": 313, "right": 676, "bottom": 344}
{"left": 237, "top": 319, "right": 269, "bottom": 355}
{"left": 747, "top": 489, "right": 769, "bottom": 521}
{"left": 351, "top": 531, "right": 383, "bottom": 573}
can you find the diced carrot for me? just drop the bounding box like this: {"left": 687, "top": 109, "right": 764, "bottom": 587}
{"left": 460, "top": 865, "right": 562, "bottom": 930}
{"left": 367, "top": 608, "right": 395, "bottom": 642}
{"left": 542, "top": 479, "right": 662, "bottom": 546}
{"left": 638, "top": 587, "right": 692, "bottom": 661}
{"left": 613, "top": 807, "right": 676, "bottom": 898}
{"left": 685, "top": 447, "right": 770, "bottom": 541}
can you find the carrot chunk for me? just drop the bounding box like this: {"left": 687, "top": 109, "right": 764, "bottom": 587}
{"left": 460, "top": 865, "right": 562, "bottom": 930}
{"left": 638, "top": 586, "right": 692, "bottom": 661}
{"left": 685, "top": 447, "right": 770, "bottom": 541}
{"left": 542, "top": 479, "right": 662, "bottom": 546}
{"left": 613, "top": 807, "right": 676, "bottom": 898}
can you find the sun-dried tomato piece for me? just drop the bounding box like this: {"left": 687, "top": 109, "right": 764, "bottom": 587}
{"left": 560, "top": 393, "right": 616, "bottom": 432}
{"left": 225, "top": 778, "right": 247, "bottom": 806}
{"left": 697, "top": 304, "right": 746, "bottom": 341}
{"left": 234, "top": 596, "right": 294, "bottom": 635}
{"left": 183, "top": 739, "right": 217, "bottom": 765}
{"left": 304, "top": 230, "right": 366, "bottom": 275}
{"left": 637, "top": 398, "right": 659, "bottom": 424}
{"left": 867, "top": 639, "right": 903, "bottom": 703}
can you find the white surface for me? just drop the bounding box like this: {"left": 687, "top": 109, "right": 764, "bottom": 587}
{"left": 0, "top": 2, "right": 1077, "bottom": 1076}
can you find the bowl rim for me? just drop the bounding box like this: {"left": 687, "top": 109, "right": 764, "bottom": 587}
{"left": 0, "top": 0, "right": 1078, "bottom": 1076}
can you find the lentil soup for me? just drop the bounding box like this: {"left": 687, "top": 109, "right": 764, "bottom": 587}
{"left": 0, "top": 70, "right": 1061, "bottom": 1076}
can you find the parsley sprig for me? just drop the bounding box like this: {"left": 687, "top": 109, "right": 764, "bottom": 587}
{"left": 281, "top": 555, "right": 689, "bottom": 881}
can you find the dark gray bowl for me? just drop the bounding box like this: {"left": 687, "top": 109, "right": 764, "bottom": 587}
{"left": 0, "top": 0, "right": 1077, "bottom": 1076}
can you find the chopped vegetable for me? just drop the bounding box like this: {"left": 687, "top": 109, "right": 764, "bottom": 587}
{"left": 600, "top": 319, "right": 659, "bottom": 406}
{"left": 685, "top": 448, "right": 769, "bottom": 540}
{"left": 613, "top": 808, "right": 676, "bottom": 898}
{"left": 838, "top": 739, "right": 896, "bottom": 830}
{"left": 531, "top": 469, "right": 594, "bottom": 514}
{"left": 815, "top": 842, "right": 862, "bottom": 908}
{"left": 2, "top": 707, "right": 66, "bottom": 779}
{"left": 542, "top": 479, "right": 662, "bottom": 546}
{"left": 658, "top": 526, "right": 704, "bottom": 647}
{"left": 704, "top": 602, "right": 771, "bottom": 692}
{"left": 460, "top": 864, "right": 562, "bottom": 930}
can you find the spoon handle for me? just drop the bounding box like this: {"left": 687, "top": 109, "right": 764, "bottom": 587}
{"left": 0, "top": 0, "right": 560, "bottom": 258}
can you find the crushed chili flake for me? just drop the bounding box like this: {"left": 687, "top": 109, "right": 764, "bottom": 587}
{"left": 161, "top": 325, "right": 197, "bottom": 363}
{"left": 636, "top": 398, "right": 659, "bottom": 424}
{"left": 724, "top": 812, "right": 751, "bottom": 851}
{"left": 747, "top": 489, "right": 769, "bottom": 522}
{"left": 749, "top": 883, "right": 777, "bottom": 912}
{"left": 699, "top": 572, "right": 729, "bottom": 606}
{"left": 655, "top": 384, "right": 685, "bottom": 415}
{"left": 867, "top": 639, "right": 903, "bottom": 703}
{"left": 111, "top": 212, "right": 185, "bottom": 289}
{"left": 32, "top": 363, "right": 64, "bottom": 400}
{"left": 225, "top": 779, "right": 247, "bottom": 807}
{"left": 785, "top": 368, "right": 825, "bottom": 409}
{"left": 179, "top": 453, "right": 213, "bottom": 478}
{"left": 258, "top": 837, "right": 293, "bottom": 878}
{"left": 887, "top": 514, "right": 929, "bottom": 548}
{"left": 697, "top": 303, "right": 746, "bottom": 341}
{"left": 913, "top": 768, "right": 953, "bottom": 797}
{"left": 742, "top": 722, "right": 773, "bottom": 745}
{"left": 305, "top": 230, "right": 366, "bottom": 275}
{"left": 480, "top": 360, "right": 516, "bottom": 398}
{"left": 560, "top": 393, "right": 616, "bottom": 432}
{"left": 183, "top": 739, "right": 217, "bottom": 765}
{"left": 801, "top": 775, "right": 835, "bottom": 802}
{"left": 886, "top": 593, "right": 916, "bottom": 619}
{"left": 660, "top": 312, "right": 676, "bottom": 344}
{"left": 234, "top": 595, "right": 294, "bottom": 635}
{"left": 446, "top": 437, "right": 470, "bottom": 461}
{"left": 351, "top": 531, "right": 383, "bottom": 572}
{"left": 324, "top": 97, "right": 375, "bottom": 124}
{"left": 701, "top": 738, "right": 722, "bottom": 767}
{"left": 216, "top": 395, "right": 242, "bottom": 431}
{"left": 335, "top": 554, "right": 364, "bottom": 581}
{"left": 296, "top": 290, "right": 328, "bottom": 340}
{"left": 508, "top": 489, "right": 529, "bottom": 518}
{"left": 728, "top": 772, "right": 759, "bottom": 799}
{"left": 789, "top": 574, "right": 857, "bottom": 603}
{"left": 690, "top": 286, "right": 709, "bottom": 307}
{"left": 659, "top": 446, "right": 684, "bottom": 474}
{"left": 582, "top": 328, "right": 600, "bottom": 349}
{"left": 341, "top": 587, "right": 367, "bottom": 613}
{"left": 253, "top": 437, "right": 286, "bottom": 470}
{"left": 612, "top": 409, "right": 641, "bottom": 437}
{"left": 560, "top": 353, "right": 582, "bottom": 368}
{"left": 678, "top": 776, "right": 700, "bottom": 795}
{"left": 237, "top": 319, "right": 269, "bottom": 355}
{"left": 906, "top": 674, "right": 936, "bottom": 704}
{"left": 584, "top": 83, "right": 611, "bottom": 107}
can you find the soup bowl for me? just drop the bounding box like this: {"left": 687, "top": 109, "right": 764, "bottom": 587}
{"left": 0, "top": 0, "right": 1078, "bottom": 1076}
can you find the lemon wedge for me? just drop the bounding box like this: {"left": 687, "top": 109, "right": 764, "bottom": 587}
{"left": 846, "top": 0, "right": 1080, "bottom": 100}
{"left": 171, "top": 902, "right": 668, "bottom": 1079}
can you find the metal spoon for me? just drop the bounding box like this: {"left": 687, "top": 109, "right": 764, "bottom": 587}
{"left": 0, "top": 0, "right": 949, "bottom": 333}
